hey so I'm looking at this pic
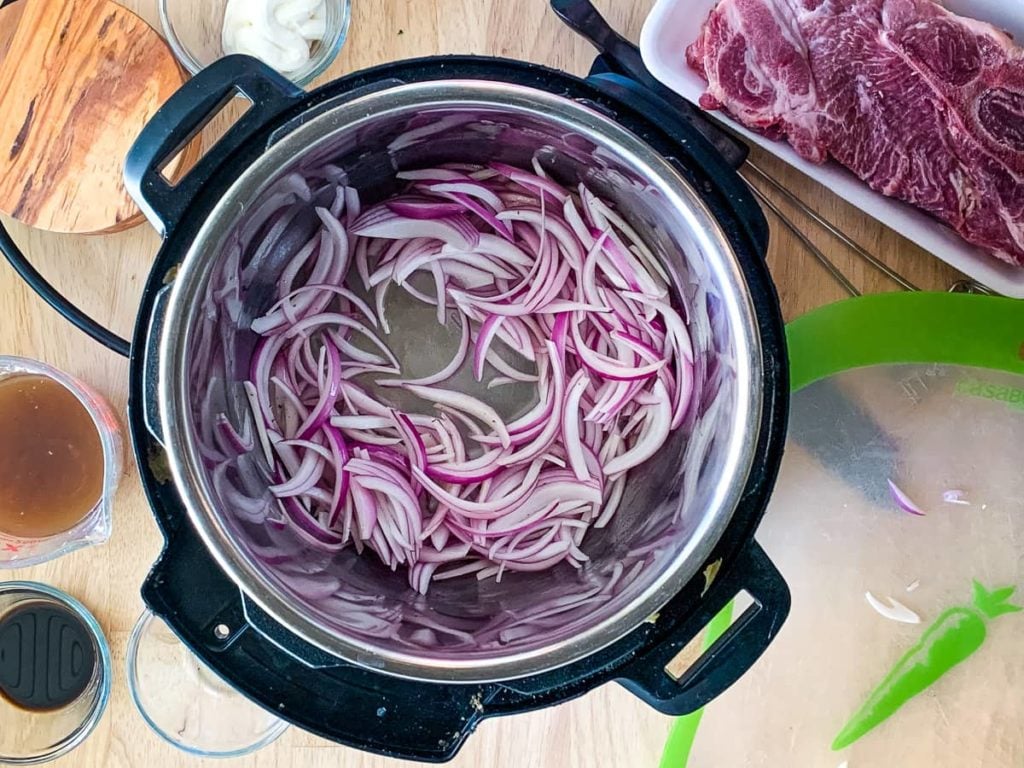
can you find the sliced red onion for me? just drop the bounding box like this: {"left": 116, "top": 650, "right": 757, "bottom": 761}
{"left": 215, "top": 414, "right": 253, "bottom": 454}
{"left": 942, "top": 489, "right": 970, "bottom": 506}
{"left": 604, "top": 381, "right": 672, "bottom": 477}
{"left": 330, "top": 415, "right": 396, "bottom": 430}
{"left": 584, "top": 192, "right": 669, "bottom": 292}
{"left": 497, "top": 341, "right": 566, "bottom": 465}
{"left": 482, "top": 346, "right": 538, "bottom": 382}
{"left": 323, "top": 426, "right": 349, "bottom": 526}
{"left": 397, "top": 249, "right": 518, "bottom": 284}
{"left": 282, "top": 312, "right": 399, "bottom": 370}
{"left": 571, "top": 320, "right": 666, "bottom": 382}
{"left": 351, "top": 207, "right": 480, "bottom": 250}
{"left": 497, "top": 209, "right": 584, "bottom": 271}
{"left": 562, "top": 370, "right": 592, "bottom": 482}
{"left": 595, "top": 476, "right": 626, "bottom": 528}
{"left": 473, "top": 315, "right": 504, "bottom": 381}
{"left": 386, "top": 198, "right": 466, "bottom": 219}
{"left": 430, "top": 262, "right": 447, "bottom": 324}
{"left": 402, "top": 384, "right": 511, "bottom": 449}
{"left": 397, "top": 168, "right": 469, "bottom": 182}
{"left": 887, "top": 480, "right": 927, "bottom": 517}
{"left": 411, "top": 460, "right": 545, "bottom": 520}
{"left": 275, "top": 496, "right": 347, "bottom": 551}
{"left": 253, "top": 283, "right": 377, "bottom": 335}
{"left": 295, "top": 343, "right": 341, "bottom": 440}
{"left": 425, "top": 462, "right": 504, "bottom": 486}
{"left": 243, "top": 381, "right": 274, "bottom": 467}
{"left": 390, "top": 410, "right": 427, "bottom": 474}
{"left": 424, "top": 181, "right": 503, "bottom": 211}
{"left": 268, "top": 449, "right": 325, "bottom": 497}
{"left": 490, "top": 162, "right": 569, "bottom": 204}
{"left": 425, "top": 183, "right": 513, "bottom": 240}
{"left": 227, "top": 160, "right": 699, "bottom": 594}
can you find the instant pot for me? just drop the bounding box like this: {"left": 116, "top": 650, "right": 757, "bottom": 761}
{"left": 4, "top": 16, "right": 792, "bottom": 759}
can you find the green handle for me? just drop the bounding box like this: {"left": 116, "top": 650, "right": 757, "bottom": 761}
{"left": 788, "top": 293, "right": 1024, "bottom": 393}
{"left": 658, "top": 603, "right": 735, "bottom": 768}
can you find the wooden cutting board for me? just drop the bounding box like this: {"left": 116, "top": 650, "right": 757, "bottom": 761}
{"left": 0, "top": 0, "right": 196, "bottom": 234}
{"left": 0, "top": 2, "right": 25, "bottom": 62}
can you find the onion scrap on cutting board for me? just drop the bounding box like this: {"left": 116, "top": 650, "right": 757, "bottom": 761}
{"left": 865, "top": 592, "right": 922, "bottom": 624}
{"left": 887, "top": 480, "right": 927, "bottom": 516}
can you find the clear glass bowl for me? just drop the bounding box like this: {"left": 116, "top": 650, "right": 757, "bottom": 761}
{"left": 0, "top": 582, "right": 111, "bottom": 765}
{"left": 0, "top": 357, "right": 122, "bottom": 569}
{"left": 159, "top": 0, "right": 351, "bottom": 87}
{"left": 125, "top": 610, "right": 289, "bottom": 758}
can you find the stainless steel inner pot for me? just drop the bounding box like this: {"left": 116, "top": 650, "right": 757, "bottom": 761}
{"left": 157, "top": 80, "right": 762, "bottom": 683}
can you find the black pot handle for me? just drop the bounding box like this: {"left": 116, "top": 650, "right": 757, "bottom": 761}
{"left": 551, "top": 0, "right": 650, "bottom": 85}
{"left": 1, "top": 57, "right": 301, "bottom": 358}
{"left": 125, "top": 55, "right": 304, "bottom": 237}
{"left": 553, "top": 0, "right": 749, "bottom": 170}
{"left": 583, "top": 72, "right": 769, "bottom": 256}
{"left": 142, "top": 526, "right": 489, "bottom": 762}
{"left": 617, "top": 541, "right": 790, "bottom": 715}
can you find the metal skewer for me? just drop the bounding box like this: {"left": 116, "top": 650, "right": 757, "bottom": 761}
{"left": 745, "top": 162, "right": 920, "bottom": 292}
{"left": 742, "top": 163, "right": 995, "bottom": 296}
{"left": 745, "top": 183, "right": 860, "bottom": 297}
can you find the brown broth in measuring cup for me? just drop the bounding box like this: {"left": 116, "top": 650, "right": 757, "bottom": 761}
{"left": 0, "top": 375, "right": 104, "bottom": 538}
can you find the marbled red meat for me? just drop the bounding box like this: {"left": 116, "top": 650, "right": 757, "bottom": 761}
{"left": 687, "top": 0, "right": 1024, "bottom": 265}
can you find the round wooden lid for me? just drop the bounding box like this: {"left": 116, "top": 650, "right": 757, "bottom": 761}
{"left": 0, "top": 0, "right": 195, "bottom": 234}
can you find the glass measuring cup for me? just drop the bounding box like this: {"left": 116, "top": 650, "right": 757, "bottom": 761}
{"left": 0, "top": 357, "right": 122, "bottom": 568}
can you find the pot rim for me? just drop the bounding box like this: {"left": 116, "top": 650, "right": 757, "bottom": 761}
{"left": 155, "top": 78, "right": 764, "bottom": 683}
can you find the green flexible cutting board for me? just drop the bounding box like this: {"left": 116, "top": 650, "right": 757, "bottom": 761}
{"left": 664, "top": 292, "right": 1024, "bottom": 768}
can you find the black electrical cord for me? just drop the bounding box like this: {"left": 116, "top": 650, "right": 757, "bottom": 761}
{"left": 0, "top": 219, "right": 132, "bottom": 357}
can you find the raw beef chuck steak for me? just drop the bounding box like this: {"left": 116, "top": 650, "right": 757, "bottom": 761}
{"left": 687, "top": 0, "right": 1024, "bottom": 265}
{"left": 685, "top": 0, "right": 827, "bottom": 161}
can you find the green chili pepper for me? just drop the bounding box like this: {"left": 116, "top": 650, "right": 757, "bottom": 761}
{"left": 833, "top": 580, "right": 1021, "bottom": 751}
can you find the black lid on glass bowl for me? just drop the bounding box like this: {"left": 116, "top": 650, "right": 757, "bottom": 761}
{"left": 0, "top": 582, "right": 111, "bottom": 765}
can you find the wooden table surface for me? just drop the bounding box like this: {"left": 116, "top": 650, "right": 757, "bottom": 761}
{"left": 0, "top": 1, "right": 963, "bottom": 766}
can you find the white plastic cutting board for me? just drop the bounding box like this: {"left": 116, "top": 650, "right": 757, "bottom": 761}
{"left": 687, "top": 363, "right": 1024, "bottom": 767}
{"left": 640, "top": 0, "right": 1024, "bottom": 298}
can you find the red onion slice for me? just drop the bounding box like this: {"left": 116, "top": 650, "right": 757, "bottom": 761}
{"left": 401, "top": 384, "right": 512, "bottom": 449}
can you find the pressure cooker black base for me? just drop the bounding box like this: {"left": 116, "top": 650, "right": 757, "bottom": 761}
{"left": 127, "top": 54, "right": 789, "bottom": 763}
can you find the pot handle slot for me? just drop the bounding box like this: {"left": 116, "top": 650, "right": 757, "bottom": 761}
{"left": 125, "top": 55, "right": 304, "bottom": 236}
{"left": 142, "top": 529, "right": 254, "bottom": 654}
{"left": 142, "top": 530, "right": 339, "bottom": 667}
{"left": 616, "top": 541, "right": 790, "bottom": 715}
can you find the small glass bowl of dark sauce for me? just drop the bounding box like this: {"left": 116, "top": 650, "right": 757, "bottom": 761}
{"left": 0, "top": 582, "right": 112, "bottom": 763}
{"left": 0, "top": 357, "right": 122, "bottom": 568}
